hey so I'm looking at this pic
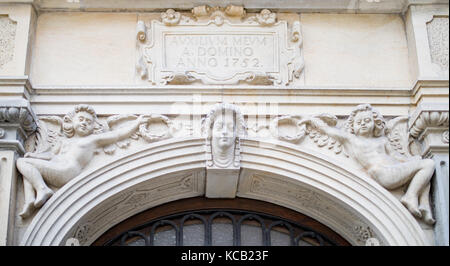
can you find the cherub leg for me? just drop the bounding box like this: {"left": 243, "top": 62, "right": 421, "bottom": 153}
{"left": 19, "top": 179, "right": 36, "bottom": 219}
{"left": 16, "top": 158, "right": 54, "bottom": 208}
{"left": 419, "top": 184, "right": 435, "bottom": 225}
{"left": 400, "top": 159, "right": 435, "bottom": 219}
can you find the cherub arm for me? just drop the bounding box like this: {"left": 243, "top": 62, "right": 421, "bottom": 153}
{"left": 24, "top": 141, "right": 61, "bottom": 160}
{"left": 24, "top": 151, "right": 54, "bottom": 160}
{"left": 92, "top": 115, "right": 150, "bottom": 147}
{"left": 305, "top": 117, "right": 352, "bottom": 145}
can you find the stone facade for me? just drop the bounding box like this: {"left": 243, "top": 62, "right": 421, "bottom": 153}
{"left": 0, "top": 0, "right": 448, "bottom": 246}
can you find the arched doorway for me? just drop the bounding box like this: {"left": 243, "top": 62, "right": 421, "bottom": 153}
{"left": 93, "top": 197, "right": 350, "bottom": 246}
{"left": 20, "top": 138, "right": 429, "bottom": 246}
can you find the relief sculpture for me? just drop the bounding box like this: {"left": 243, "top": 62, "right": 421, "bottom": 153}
{"left": 203, "top": 103, "right": 246, "bottom": 169}
{"left": 301, "top": 104, "right": 436, "bottom": 225}
{"left": 138, "top": 6, "right": 304, "bottom": 85}
{"left": 16, "top": 105, "right": 152, "bottom": 218}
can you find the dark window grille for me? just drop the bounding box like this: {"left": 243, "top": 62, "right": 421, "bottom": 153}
{"left": 104, "top": 209, "right": 337, "bottom": 246}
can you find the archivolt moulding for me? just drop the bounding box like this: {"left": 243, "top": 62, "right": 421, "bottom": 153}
{"left": 20, "top": 137, "right": 429, "bottom": 246}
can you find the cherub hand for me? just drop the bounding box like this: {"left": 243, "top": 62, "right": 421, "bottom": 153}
{"left": 24, "top": 152, "right": 34, "bottom": 158}
{"left": 24, "top": 152, "right": 52, "bottom": 160}
{"left": 305, "top": 117, "right": 327, "bottom": 129}
{"left": 137, "top": 115, "right": 152, "bottom": 125}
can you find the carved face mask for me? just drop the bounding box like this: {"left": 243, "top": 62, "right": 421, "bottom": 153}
{"left": 212, "top": 112, "right": 236, "bottom": 150}
{"left": 73, "top": 111, "right": 95, "bottom": 137}
{"left": 353, "top": 111, "right": 375, "bottom": 137}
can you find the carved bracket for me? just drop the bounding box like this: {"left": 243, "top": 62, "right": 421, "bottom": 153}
{"left": 0, "top": 100, "right": 37, "bottom": 154}
{"left": 203, "top": 103, "right": 246, "bottom": 198}
{"left": 409, "top": 106, "right": 449, "bottom": 156}
{"left": 0, "top": 104, "right": 37, "bottom": 134}
{"left": 410, "top": 110, "right": 449, "bottom": 139}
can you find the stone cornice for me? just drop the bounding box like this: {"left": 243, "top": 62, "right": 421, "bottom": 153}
{"left": 1, "top": 0, "right": 448, "bottom": 13}
{"left": 411, "top": 78, "right": 450, "bottom": 96}
{"left": 0, "top": 76, "right": 32, "bottom": 100}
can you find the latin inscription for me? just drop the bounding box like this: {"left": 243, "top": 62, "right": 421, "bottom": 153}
{"left": 164, "top": 34, "right": 276, "bottom": 74}
{"left": 140, "top": 10, "right": 302, "bottom": 85}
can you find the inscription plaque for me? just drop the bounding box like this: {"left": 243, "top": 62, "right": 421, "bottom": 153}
{"left": 137, "top": 7, "right": 304, "bottom": 85}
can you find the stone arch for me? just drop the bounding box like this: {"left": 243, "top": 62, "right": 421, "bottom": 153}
{"left": 20, "top": 137, "right": 429, "bottom": 246}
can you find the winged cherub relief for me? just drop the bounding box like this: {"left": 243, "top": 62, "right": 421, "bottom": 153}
{"left": 303, "top": 104, "right": 436, "bottom": 224}
{"left": 16, "top": 104, "right": 150, "bottom": 218}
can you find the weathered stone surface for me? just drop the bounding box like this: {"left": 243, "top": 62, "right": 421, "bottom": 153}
{"left": 427, "top": 17, "right": 449, "bottom": 70}
{"left": 0, "top": 16, "right": 16, "bottom": 69}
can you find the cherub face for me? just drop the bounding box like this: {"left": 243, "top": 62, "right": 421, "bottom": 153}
{"left": 212, "top": 113, "right": 236, "bottom": 150}
{"left": 353, "top": 111, "right": 375, "bottom": 137}
{"left": 73, "top": 111, "right": 95, "bottom": 137}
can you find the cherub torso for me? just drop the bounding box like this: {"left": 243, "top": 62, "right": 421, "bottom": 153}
{"left": 52, "top": 136, "right": 96, "bottom": 168}
{"left": 347, "top": 135, "right": 397, "bottom": 170}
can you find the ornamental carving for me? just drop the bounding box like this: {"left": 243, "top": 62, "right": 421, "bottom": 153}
{"left": 270, "top": 113, "right": 345, "bottom": 155}
{"left": 300, "top": 104, "right": 436, "bottom": 225}
{"left": 442, "top": 130, "right": 449, "bottom": 144}
{"left": 269, "top": 104, "right": 437, "bottom": 225}
{"left": 136, "top": 6, "right": 304, "bottom": 85}
{"left": 16, "top": 104, "right": 178, "bottom": 218}
{"left": 202, "top": 103, "right": 246, "bottom": 169}
{"left": 409, "top": 110, "right": 449, "bottom": 139}
{"left": 71, "top": 171, "right": 205, "bottom": 245}
{"left": 426, "top": 16, "right": 449, "bottom": 70}
{"left": 0, "top": 105, "right": 37, "bottom": 134}
{"left": 246, "top": 173, "right": 383, "bottom": 245}
{"left": 0, "top": 15, "right": 17, "bottom": 69}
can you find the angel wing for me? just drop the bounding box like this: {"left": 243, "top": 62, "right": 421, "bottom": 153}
{"left": 103, "top": 114, "right": 140, "bottom": 155}
{"left": 385, "top": 116, "right": 420, "bottom": 158}
{"left": 298, "top": 114, "right": 347, "bottom": 156}
{"left": 24, "top": 116, "right": 64, "bottom": 154}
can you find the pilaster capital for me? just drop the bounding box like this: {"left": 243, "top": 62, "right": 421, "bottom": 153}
{"left": 0, "top": 99, "right": 37, "bottom": 154}
{"left": 409, "top": 103, "right": 449, "bottom": 156}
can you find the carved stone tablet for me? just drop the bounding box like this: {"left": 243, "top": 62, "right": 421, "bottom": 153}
{"left": 138, "top": 7, "right": 304, "bottom": 85}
